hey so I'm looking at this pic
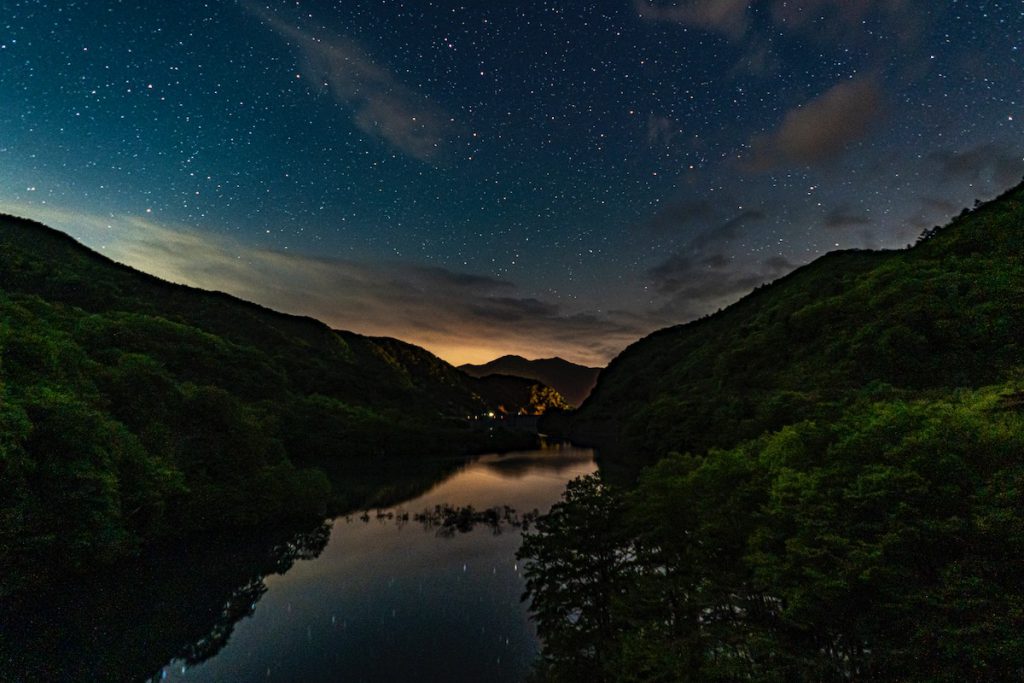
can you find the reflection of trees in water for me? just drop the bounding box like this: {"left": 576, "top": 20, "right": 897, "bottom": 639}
{"left": 0, "top": 521, "right": 331, "bottom": 682}
{"left": 176, "top": 523, "right": 332, "bottom": 667}
{"left": 0, "top": 452, "right": 496, "bottom": 683}
{"left": 480, "top": 451, "right": 594, "bottom": 478}
{"left": 0, "top": 450, "right": 577, "bottom": 681}
{"left": 319, "top": 453, "right": 470, "bottom": 511}
{"left": 346, "top": 504, "right": 540, "bottom": 537}
{"left": 177, "top": 576, "right": 269, "bottom": 666}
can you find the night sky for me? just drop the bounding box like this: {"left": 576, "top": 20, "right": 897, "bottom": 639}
{"left": 1, "top": 1, "right": 1021, "bottom": 365}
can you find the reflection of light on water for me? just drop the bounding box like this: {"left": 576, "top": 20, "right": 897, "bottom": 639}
{"left": 158, "top": 445, "right": 596, "bottom": 682}
{"left": 405, "top": 445, "right": 597, "bottom": 512}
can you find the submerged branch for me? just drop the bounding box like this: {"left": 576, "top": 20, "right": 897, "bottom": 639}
{"left": 346, "top": 504, "right": 540, "bottom": 536}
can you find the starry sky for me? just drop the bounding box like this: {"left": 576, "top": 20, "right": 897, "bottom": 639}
{"left": 1, "top": 1, "right": 1021, "bottom": 365}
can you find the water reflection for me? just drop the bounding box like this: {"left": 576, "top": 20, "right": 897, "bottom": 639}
{"left": 0, "top": 443, "right": 595, "bottom": 683}
{"left": 157, "top": 443, "right": 595, "bottom": 683}
{"left": 478, "top": 448, "right": 597, "bottom": 479}
{"left": 0, "top": 522, "right": 331, "bottom": 682}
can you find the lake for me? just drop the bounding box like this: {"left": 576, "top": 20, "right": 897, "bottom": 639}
{"left": 145, "top": 443, "right": 597, "bottom": 682}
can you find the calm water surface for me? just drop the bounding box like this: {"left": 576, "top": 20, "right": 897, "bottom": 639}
{"left": 157, "top": 444, "right": 596, "bottom": 683}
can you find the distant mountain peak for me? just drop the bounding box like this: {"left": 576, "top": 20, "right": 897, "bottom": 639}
{"left": 459, "top": 355, "right": 603, "bottom": 407}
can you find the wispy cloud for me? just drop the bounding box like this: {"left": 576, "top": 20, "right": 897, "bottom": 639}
{"left": 766, "top": 1, "right": 935, "bottom": 81}
{"left": 770, "top": 0, "right": 920, "bottom": 40}
{"left": 0, "top": 204, "right": 653, "bottom": 366}
{"left": 689, "top": 210, "right": 766, "bottom": 250}
{"left": 928, "top": 144, "right": 1024, "bottom": 188}
{"left": 245, "top": 4, "right": 455, "bottom": 162}
{"left": 634, "top": 0, "right": 752, "bottom": 41}
{"left": 743, "top": 76, "right": 884, "bottom": 171}
{"left": 640, "top": 198, "right": 790, "bottom": 319}
{"left": 647, "top": 250, "right": 797, "bottom": 320}
{"left": 646, "top": 114, "right": 681, "bottom": 147}
{"left": 824, "top": 204, "right": 873, "bottom": 230}
{"left": 640, "top": 197, "right": 714, "bottom": 236}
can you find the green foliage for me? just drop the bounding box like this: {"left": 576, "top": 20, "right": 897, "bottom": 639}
{"left": 0, "top": 214, "right": 541, "bottom": 596}
{"left": 526, "top": 184, "right": 1024, "bottom": 680}
{"left": 574, "top": 181, "right": 1024, "bottom": 463}
{"left": 518, "top": 475, "right": 633, "bottom": 682}
{"left": 524, "top": 387, "right": 1024, "bottom": 681}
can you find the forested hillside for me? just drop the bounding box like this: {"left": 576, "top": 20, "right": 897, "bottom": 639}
{"left": 520, "top": 182, "right": 1024, "bottom": 681}
{"left": 571, "top": 181, "right": 1024, "bottom": 465}
{"left": 0, "top": 214, "right": 543, "bottom": 596}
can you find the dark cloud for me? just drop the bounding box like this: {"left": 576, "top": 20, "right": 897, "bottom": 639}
{"left": 634, "top": 0, "right": 752, "bottom": 40}
{"left": 247, "top": 4, "right": 455, "bottom": 163}
{"left": 647, "top": 254, "right": 695, "bottom": 293}
{"left": 744, "top": 77, "right": 884, "bottom": 171}
{"left": 28, "top": 208, "right": 655, "bottom": 366}
{"left": 644, "top": 194, "right": 794, "bottom": 321}
{"left": 641, "top": 198, "right": 714, "bottom": 235}
{"left": 896, "top": 149, "right": 1024, "bottom": 238}
{"left": 690, "top": 210, "right": 765, "bottom": 250}
{"left": 641, "top": 200, "right": 769, "bottom": 317}
{"left": 702, "top": 253, "right": 729, "bottom": 268}
{"left": 648, "top": 251, "right": 792, "bottom": 297}
{"left": 920, "top": 197, "right": 959, "bottom": 216}
{"left": 646, "top": 210, "right": 769, "bottom": 296}
{"left": 411, "top": 266, "right": 515, "bottom": 291}
{"left": 825, "top": 205, "right": 873, "bottom": 230}
{"left": 763, "top": 255, "right": 797, "bottom": 271}
{"left": 648, "top": 252, "right": 799, "bottom": 320}
{"left": 929, "top": 145, "right": 1024, "bottom": 188}
{"left": 468, "top": 297, "right": 560, "bottom": 323}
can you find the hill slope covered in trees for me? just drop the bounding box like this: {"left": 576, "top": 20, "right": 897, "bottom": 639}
{"left": 0, "top": 214, "right": 547, "bottom": 595}
{"left": 520, "top": 182, "right": 1024, "bottom": 681}
{"left": 568, "top": 181, "right": 1024, "bottom": 465}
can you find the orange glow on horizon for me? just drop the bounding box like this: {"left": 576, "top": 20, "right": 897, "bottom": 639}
{"left": 417, "top": 341, "right": 602, "bottom": 368}
{"left": 420, "top": 343, "right": 522, "bottom": 367}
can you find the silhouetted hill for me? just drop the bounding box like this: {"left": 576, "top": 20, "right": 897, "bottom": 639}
{"left": 0, "top": 213, "right": 535, "bottom": 596}
{"left": 367, "top": 337, "right": 567, "bottom": 415}
{"left": 567, "top": 180, "right": 1024, "bottom": 464}
{"left": 460, "top": 355, "right": 601, "bottom": 407}
{"left": 521, "top": 181, "right": 1024, "bottom": 680}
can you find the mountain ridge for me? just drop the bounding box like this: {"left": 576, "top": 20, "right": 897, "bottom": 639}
{"left": 0, "top": 212, "right": 552, "bottom": 596}
{"left": 459, "top": 355, "right": 602, "bottom": 407}
{"left": 520, "top": 180, "right": 1024, "bottom": 681}
{"left": 559, "top": 179, "right": 1024, "bottom": 464}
